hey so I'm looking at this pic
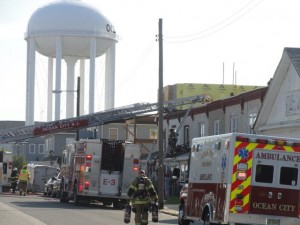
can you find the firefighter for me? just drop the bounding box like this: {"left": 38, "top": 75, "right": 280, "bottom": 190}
{"left": 18, "top": 165, "right": 30, "bottom": 196}
{"left": 10, "top": 167, "right": 19, "bottom": 193}
{"left": 127, "top": 170, "right": 158, "bottom": 225}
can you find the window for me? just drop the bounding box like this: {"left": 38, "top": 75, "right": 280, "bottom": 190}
{"left": 230, "top": 115, "right": 238, "bottom": 132}
{"left": 29, "top": 144, "right": 35, "bottom": 154}
{"left": 199, "top": 123, "right": 205, "bottom": 137}
{"left": 184, "top": 125, "right": 189, "bottom": 148}
{"left": 3, "top": 163, "right": 7, "bottom": 174}
{"left": 128, "top": 127, "right": 134, "bottom": 142}
{"left": 66, "top": 138, "right": 74, "bottom": 146}
{"left": 150, "top": 129, "right": 157, "bottom": 139}
{"left": 249, "top": 113, "right": 257, "bottom": 134}
{"left": 214, "top": 120, "right": 220, "bottom": 135}
{"left": 280, "top": 167, "right": 298, "bottom": 186}
{"left": 109, "top": 128, "right": 118, "bottom": 140}
{"left": 19, "top": 145, "right": 24, "bottom": 154}
{"left": 255, "top": 164, "right": 273, "bottom": 183}
{"left": 38, "top": 144, "right": 45, "bottom": 154}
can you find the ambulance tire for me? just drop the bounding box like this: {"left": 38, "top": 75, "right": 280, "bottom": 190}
{"left": 203, "top": 208, "right": 217, "bottom": 225}
{"left": 178, "top": 219, "right": 190, "bottom": 225}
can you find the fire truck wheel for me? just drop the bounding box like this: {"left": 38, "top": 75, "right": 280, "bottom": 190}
{"left": 59, "top": 190, "right": 66, "bottom": 202}
{"left": 103, "top": 201, "right": 112, "bottom": 207}
{"left": 113, "top": 202, "right": 120, "bottom": 209}
{"left": 73, "top": 188, "right": 80, "bottom": 205}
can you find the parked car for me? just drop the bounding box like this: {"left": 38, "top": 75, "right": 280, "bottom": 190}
{"left": 43, "top": 176, "right": 58, "bottom": 197}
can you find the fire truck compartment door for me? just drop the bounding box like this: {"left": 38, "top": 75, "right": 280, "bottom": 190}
{"left": 88, "top": 155, "right": 101, "bottom": 193}
{"left": 99, "top": 170, "right": 120, "bottom": 195}
{"left": 121, "top": 144, "right": 141, "bottom": 195}
{"left": 250, "top": 149, "right": 300, "bottom": 217}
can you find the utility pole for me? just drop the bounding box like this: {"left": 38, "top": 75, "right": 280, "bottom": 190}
{"left": 158, "top": 18, "right": 164, "bottom": 209}
{"left": 76, "top": 76, "right": 80, "bottom": 141}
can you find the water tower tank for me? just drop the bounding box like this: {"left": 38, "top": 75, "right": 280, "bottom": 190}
{"left": 24, "top": 0, "right": 118, "bottom": 125}
{"left": 25, "top": 0, "right": 118, "bottom": 58}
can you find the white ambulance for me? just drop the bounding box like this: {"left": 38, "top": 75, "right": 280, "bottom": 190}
{"left": 0, "top": 151, "right": 13, "bottom": 192}
{"left": 179, "top": 133, "right": 300, "bottom": 225}
{"left": 60, "top": 139, "right": 141, "bottom": 208}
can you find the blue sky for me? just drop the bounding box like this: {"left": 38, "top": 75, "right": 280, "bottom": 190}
{"left": 1, "top": 0, "right": 300, "bottom": 121}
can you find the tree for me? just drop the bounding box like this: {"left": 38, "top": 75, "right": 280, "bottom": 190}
{"left": 168, "top": 129, "right": 178, "bottom": 156}
{"left": 12, "top": 155, "right": 26, "bottom": 171}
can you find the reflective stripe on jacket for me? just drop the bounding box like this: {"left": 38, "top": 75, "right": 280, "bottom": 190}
{"left": 127, "top": 175, "right": 158, "bottom": 204}
{"left": 19, "top": 169, "right": 29, "bottom": 181}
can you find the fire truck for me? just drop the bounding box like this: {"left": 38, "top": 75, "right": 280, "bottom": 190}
{"left": 0, "top": 151, "right": 13, "bottom": 192}
{"left": 179, "top": 133, "right": 300, "bottom": 225}
{"left": 59, "top": 139, "right": 141, "bottom": 208}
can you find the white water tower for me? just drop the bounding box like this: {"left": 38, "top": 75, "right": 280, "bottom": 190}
{"left": 24, "top": 0, "right": 118, "bottom": 125}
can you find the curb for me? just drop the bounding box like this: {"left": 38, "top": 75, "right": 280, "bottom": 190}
{"left": 159, "top": 205, "right": 178, "bottom": 216}
{"left": 159, "top": 209, "right": 178, "bottom": 216}
{"left": 0, "top": 191, "right": 43, "bottom": 196}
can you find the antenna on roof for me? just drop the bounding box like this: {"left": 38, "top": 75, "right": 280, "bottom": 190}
{"left": 232, "top": 62, "right": 235, "bottom": 85}
{"left": 223, "top": 62, "right": 225, "bottom": 85}
{"left": 235, "top": 71, "right": 237, "bottom": 85}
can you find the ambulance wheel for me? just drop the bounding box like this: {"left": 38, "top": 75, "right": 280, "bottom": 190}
{"left": 203, "top": 208, "right": 217, "bottom": 225}
{"left": 178, "top": 219, "right": 190, "bottom": 225}
{"left": 203, "top": 208, "right": 209, "bottom": 225}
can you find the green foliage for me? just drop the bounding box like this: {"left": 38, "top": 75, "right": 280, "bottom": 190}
{"left": 165, "top": 196, "right": 179, "bottom": 204}
{"left": 168, "top": 129, "right": 177, "bottom": 156}
{"left": 12, "top": 155, "right": 26, "bottom": 171}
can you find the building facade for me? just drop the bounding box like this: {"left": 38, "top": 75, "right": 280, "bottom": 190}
{"left": 163, "top": 86, "right": 268, "bottom": 184}
{"left": 255, "top": 48, "right": 300, "bottom": 137}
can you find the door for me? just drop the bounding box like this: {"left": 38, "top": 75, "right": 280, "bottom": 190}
{"left": 250, "top": 149, "right": 300, "bottom": 217}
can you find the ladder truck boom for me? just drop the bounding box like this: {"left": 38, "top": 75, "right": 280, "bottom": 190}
{"left": 0, "top": 95, "right": 210, "bottom": 144}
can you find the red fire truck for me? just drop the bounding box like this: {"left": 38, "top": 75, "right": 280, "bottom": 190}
{"left": 59, "top": 139, "right": 141, "bottom": 208}
{"left": 179, "top": 133, "right": 300, "bottom": 225}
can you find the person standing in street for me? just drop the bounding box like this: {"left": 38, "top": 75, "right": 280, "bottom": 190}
{"left": 10, "top": 167, "right": 19, "bottom": 193}
{"left": 18, "top": 165, "right": 30, "bottom": 196}
{"left": 127, "top": 170, "right": 158, "bottom": 225}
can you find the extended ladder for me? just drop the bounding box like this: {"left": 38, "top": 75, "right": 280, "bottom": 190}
{"left": 0, "top": 95, "right": 210, "bottom": 144}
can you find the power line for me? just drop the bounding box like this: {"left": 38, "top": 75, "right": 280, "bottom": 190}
{"left": 165, "top": 0, "right": 263, "bottom": 43}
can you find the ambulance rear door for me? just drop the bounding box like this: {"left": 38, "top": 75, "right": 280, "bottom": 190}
{"left": 250, "top": 149, "right": 300, "bottom": 219}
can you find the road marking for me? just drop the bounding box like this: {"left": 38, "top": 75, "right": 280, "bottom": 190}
{"left": 0, "top": 202, "right": 47, "bottom": 225}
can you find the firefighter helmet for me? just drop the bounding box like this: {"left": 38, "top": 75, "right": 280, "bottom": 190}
{"left": 139, "top": 170, "right": 145, "bottom": 175}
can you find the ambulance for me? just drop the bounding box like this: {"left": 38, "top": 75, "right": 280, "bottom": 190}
{"left": 179, "top": 133, "right": 300, "bottom": 225}
{"left": 0, "top": 151, "right": 13, "bottom": 192}
{"left": 59, "top": 139, "right": 141, "bottom": 208}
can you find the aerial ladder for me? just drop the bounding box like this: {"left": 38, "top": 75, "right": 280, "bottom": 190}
{"left": 0, "top": 95, "right": 211, "bottom": 144}
{"left": 165, "top": 94, "right": 212, "bottom": 156}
